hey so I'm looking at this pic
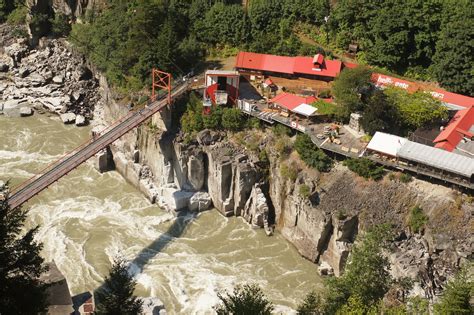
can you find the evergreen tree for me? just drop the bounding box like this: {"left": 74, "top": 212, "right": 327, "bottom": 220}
{"left": 95, "top": 258, "right": 143, "bottom": 315}
{"left": 297, "top": 290, "right": 322, "bottom": 315}
{"left": 431, "top": 1, "right": 474, "bottom": 96}
{"left": 434, "top": 265, "right": 473, "bottom": 315}
{"left": 323, "top": 225, "right": 393, "bottom": 314}
{"left": 0, "top": 184, "right": 49, "bottom": 315}
{"left": 214, "top": 283, "right": 274, "bottom": 315}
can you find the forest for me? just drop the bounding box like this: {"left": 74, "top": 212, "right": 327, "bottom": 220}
{"left": 2, "top": 0, "right": 470, "bottom": 96}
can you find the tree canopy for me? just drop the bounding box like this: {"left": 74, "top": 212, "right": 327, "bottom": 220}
{"left": 323, "top": 225, "right": 393, "bottom": 314}
{"left": 332, "top": 66, "right": 373, "bottom": 120}
{"left": 94, "top": 258, "right": 143, "bottom": 315}
{"left": 0, "top": 184, "right": 49, "bottom": 315}
{"left": 214, "top": 283, "right": 274, "bottom": 315}
{"left": 295, "top": 133, "right": 333, "bottom": 172}
{"left": 434, "top": 265, "right": 473, "bottom": 314}
{"left": 329, "top": 0, "right": 472, "bottom": 95}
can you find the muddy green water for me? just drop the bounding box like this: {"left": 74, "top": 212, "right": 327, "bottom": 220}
{"left": 0, "top": 114, "right": 322, "bottom": 314}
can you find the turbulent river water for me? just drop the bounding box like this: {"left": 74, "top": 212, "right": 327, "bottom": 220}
{"left": 0, "top": 114, "right": 323, "bottom": 314}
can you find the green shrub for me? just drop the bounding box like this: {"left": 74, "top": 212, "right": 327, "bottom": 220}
{"left": 203, "top": 107, "right": 222, "bottom": 130}
{"left": 221, "top": 108, "right": 244, "bottom": 131}
{"left": 280, "top": 162, "right": 298, "bottom": 182}
{"left": 399, "top": 173, "right": 412, "bottom": 183}
{"left": 7, "top": 6, "right": 27, "bottom": 25}
{"left": 318, "top": 89, "right": 332, "bottom": 98}
{"left": 50, "top": 13, "right": 71, "bottom": 37}
{"left": 408, "top": 206, "right": 428, "bottom": 233}
{"left": 272, "top": 124, "right": 292, "bottom": 137}
{"left": 274, "top": 137, "right": 292, "bottom": 159}
{"left": 295, "top": 134, "right": 333, "bottom": 172}
{"left": 388, "top": 172, "right": 396, "bottom": 181}
{"left": 299, "top": 184, "right": 310, "bottom": 198}
{"left": 258, "top": 149, "right": 269, "bottom": 165}
{"left": 343, "top": 158, "right": 384, "bottom": 180}
{"left": 247, "top": 117, "right": 261, "bottom": 129}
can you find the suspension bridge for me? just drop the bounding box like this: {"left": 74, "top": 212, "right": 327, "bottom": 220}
{"left": 8, "top": 70, "right": 185, "bottom": 210}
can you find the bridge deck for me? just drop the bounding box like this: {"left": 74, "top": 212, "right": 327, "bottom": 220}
{"left": 8, "top": 84, "right": 188, "bottom": 209}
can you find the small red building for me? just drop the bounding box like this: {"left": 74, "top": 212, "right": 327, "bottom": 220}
{"left": 434, "top": 105, "right": 474, "bottom": 152}
{"left": 204, "top": 70, "right": 240, "bottom": 106}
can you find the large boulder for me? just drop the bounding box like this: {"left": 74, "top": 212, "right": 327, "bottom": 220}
{"left": 75, "top": 114, "right": 86, "bottom": 126}
{"left": 188, "top": 192, "right": 212, "bottom": 212}
{"left": 52, "top": 75, "right": 64, "bottom": 84}
{"left": 20, "top": 107, "right": 33, "bottom": 117}
{"left": 60, "top": 112, "right": 76, "bottom": 124}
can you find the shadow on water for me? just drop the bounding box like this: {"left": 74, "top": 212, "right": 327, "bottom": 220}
{"left": 129, "top": 211, "right": 197, "bottom": 272}
{"left": 80, "top": 211, "right": 198, "bottom": 314}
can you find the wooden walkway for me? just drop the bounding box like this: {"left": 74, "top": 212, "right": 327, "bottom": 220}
{"left": 240, "top": 106, "right": 474, "bottom": 191}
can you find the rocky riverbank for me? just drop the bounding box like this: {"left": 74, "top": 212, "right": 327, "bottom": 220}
{"left": 0, "top": 27, "right": 100, "bottom": 125}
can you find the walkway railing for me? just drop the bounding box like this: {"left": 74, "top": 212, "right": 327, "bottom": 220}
{"left": 8, "top": 82, "right": 188, "bottom": 209}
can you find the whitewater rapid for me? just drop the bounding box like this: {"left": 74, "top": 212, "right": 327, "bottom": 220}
{"left": 0, "top": 114, "right": 322, "bottom": 314}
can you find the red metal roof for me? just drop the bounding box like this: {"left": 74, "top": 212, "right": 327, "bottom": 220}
{"left": 371, "top": 73, "right": 474, "bottom": 109}
{"left": 433, "top": 105, "right": 474, "bottom": 151}
{"left": 293, "top": 56, "right": 342, "bottom": 78}
{"left": 313, "top": 54, "right": 324, "bottom": 65}
{"left": 235, "top": 52, "right": 342, "bottom": 78}
{"left": 270, "top": 92, "right": 317, "bottom": 110}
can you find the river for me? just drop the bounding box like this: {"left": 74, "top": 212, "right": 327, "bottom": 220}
{"left": 0, "top": 113, "right": 323, "bottom": 314}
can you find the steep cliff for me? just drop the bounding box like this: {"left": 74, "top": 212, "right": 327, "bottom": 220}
{"left": 93, "top": 89, "right": 472, "bottom": 299}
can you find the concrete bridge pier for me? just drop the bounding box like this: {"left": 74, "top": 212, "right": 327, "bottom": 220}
{"left": 95, "top": 146, "right": 115, "bottom": 173}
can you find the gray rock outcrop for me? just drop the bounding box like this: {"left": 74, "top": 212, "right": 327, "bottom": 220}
{"left": 60, "top": 112, "right": 76, "bottom": 124}
{"left": 0, "top": 37, "right": 99, "bottom": 120}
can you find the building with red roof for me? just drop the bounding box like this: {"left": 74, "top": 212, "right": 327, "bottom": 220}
{"left": 270, "top": 92, "right": 319, "bottom": 117}
{"left": 433, "top": 105, "right": 474, "bottom": 153}
{"left": 204, "top": 70, "right": 240, "bottom": 106}
{"left": 235, "top": 51, "right": 343, "bottom": 81}
{"left": 371, "top": 73, "right": 474, "bottom": 110}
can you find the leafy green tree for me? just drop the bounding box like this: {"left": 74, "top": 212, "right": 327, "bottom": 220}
{"left": 434, "top": 265, "right": 473, "bottom": 314}
{"left": 323, "top": 225, "right": 393, "bottom": 314}
{"left": 95, "top": 258, "right": 143, "bottom": 315}
{"left": 384, "top": 87, "right": 447, "bottom": 130}
{"left": 333, "top": 66, "right": 373, "bottom": 120}
{"left": 221, "top": 108, "right": 244, "bottom": 131}
{"left": 336, "top": 294, "right": 379, "bottom": 315}
{"left": 361, "top": 90, "right": 400, "bottom": 136}
{"left": 214, "top": 283, "right": 274, "bottom": 315}
{"left": 0, "top": 184, "right": 49, "bottom": 315}
{"left": 343, "top": 158, "right": 384, "bottom": 181}
{"left": 197, "top": 3, "right": 248, "bottom": 47}
{"left": 295, "top": 134, "right": 333, "bottom": 172}
{"left": 297, "top": 290, "right": 322, "bottom": 314}
{"left": 431, "top": 1, "right": 474, "bottom": 96}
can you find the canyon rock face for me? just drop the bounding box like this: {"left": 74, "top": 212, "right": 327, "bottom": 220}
{"left": 91, "top": 79, "right": 473, "bottom": 299}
